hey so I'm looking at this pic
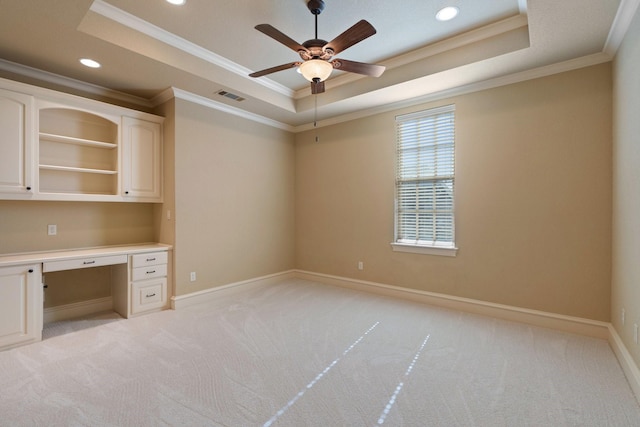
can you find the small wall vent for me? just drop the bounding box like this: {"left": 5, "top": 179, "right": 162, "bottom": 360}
{"left": 216, "top": 90, "right": 245, "bottom": 102}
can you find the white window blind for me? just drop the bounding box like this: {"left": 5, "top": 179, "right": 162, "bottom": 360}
{"left": 395, "top": 105, "right": 455, "bottom": 250}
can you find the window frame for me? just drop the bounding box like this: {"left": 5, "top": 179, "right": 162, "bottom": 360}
{"left": 391, "top": 104, "right": 458, "bottom": 257}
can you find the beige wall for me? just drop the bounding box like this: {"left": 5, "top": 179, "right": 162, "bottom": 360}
{"left": 612, "top": 7, "right": 640, "bottom": 366}
{"left": 296, "top": 63, "right": 612, "bottom": 321}
{"left": 0, "top": 201, "right": 155, "bottom": 254}
{"left": 172, "top": 99, "right": 296, "bottom": 296}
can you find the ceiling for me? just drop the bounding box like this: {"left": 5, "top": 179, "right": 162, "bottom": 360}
{"left": 0, "top": 0, "right": 635, "bottom": 131}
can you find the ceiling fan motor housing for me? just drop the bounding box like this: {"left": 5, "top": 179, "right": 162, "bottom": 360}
{"left": 307, "top": 0, "right": 325, "bottom": 15}
{"left": 300, "top": 39, "right": 333, "bottom": 60}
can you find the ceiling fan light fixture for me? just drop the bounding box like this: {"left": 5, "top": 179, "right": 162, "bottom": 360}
{"left": 436, "top": 6, "right": 459, "bottom": 21}
{"left": 299, "top": 59, "right": 333, "bottom": 82}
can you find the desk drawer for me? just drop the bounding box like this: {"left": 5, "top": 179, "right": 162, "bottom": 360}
{"left": 131, "top": 278, "right": 167, "bottom": 314}
{"left": 132, "top": 264, "right": 167, "bottom": 281}
{"left": 131, "top": 251, "right": 168, "bottom": 268}
{"left": 43, "top": 255, "right": 128, "bottom": 273}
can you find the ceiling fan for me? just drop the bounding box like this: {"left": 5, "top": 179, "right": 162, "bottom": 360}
{"left": 248, "top": 0, "right": 385, "bottom": 94}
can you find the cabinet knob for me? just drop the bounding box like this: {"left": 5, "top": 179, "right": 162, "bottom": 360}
{"left": 125, "top": 191, "right": 129, "bottom": 195}
{"left": 26, "top": 186, "right": 32, "bottom": 191}
{"left": 28, "top": 269, "right": 33, "bottom": 273}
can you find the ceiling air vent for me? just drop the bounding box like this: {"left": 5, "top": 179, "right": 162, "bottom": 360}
{"left": 216, "top": 90, "right": 245, "bottom": 102}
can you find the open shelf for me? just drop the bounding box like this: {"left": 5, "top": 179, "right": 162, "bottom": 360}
{"left": 39, "top": 164, "right": 118, "bottom": 175}
{"left": 38, "top": 107, "right": 119, "bottom": 196}
{"left": 39, "top": 132, "right": 117, "bottom": 149}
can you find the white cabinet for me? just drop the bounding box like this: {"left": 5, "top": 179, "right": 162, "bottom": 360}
{"left": 113, "top": 250, "right": 169, "bottom": 318}
{"left": 0, "top": 88, "right": 34, "bottom": 197}
{"left": 121, "top": 117, "right": 162, "bottom": 202}
{"left": 0, "top": 244, "right": 170, "bottom": 351}
{"left": 0, "top": 264, "right": 42, "bottom": 351}
{"left": 129, "top": 251, "right": 168, "bottom": 315}
{"left": 0, "top": 78, "right": 163, "bottom": 202}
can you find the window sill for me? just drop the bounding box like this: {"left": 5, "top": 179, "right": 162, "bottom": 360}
{"left": 390, "top": 243, "right": 458, "bottom": 257}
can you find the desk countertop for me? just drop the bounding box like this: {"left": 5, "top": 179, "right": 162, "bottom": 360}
{"left": 0, "top": 243, "right": 172, "bottom": 268}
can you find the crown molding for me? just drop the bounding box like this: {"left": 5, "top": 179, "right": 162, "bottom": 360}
{"left": 517, "top": 0, "right": 528, "bottom": 15}
{"left": 604, "top": 0, "right": 640, "bottom": 56}
{"left": 89, "top": 0, "right": 294, "bottom": 98}
{"left": 293, "top": 52, "right": 612, "bottom": 133}
{"left": 162, "top": 87, "right": 294, "bottom": 132}
{"left": 0, "top": 58, "right": 153, "bottom": 108}
{"left": 0, "top": 49, "right": 612, "bottom": 134}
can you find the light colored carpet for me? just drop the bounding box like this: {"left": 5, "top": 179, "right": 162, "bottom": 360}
{"left": 1, "top": 278, "right": 639, "bottom": 426}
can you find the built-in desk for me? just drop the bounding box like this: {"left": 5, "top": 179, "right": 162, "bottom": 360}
{"left": 0, "top": 243, "right": 172, "bottom": 351}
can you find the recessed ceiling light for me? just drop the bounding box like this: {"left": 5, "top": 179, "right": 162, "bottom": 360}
{"left": 436, "top": 6, "right": 459, "bottom": 21}
{"left": 79, "top": 58, "right": 101, "bottom": 68}
{"left": 166, "top": 0, "right": 186, "bottom": 5}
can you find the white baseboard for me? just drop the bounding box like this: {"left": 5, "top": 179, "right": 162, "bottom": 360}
{"left": 608, "top": 325, "right": 640, "bottom": 402}
{"left": 169, "top": 268, "right": 640, "bottom": 403}
{"left": 294, "top": 270, "right": 610, "bottom": 339}
{"left": 171, "top": 270, "right": 297, "bottom": 309}
{"left": 295, "top": 270, "right": 640, "bottom": 403}
{"left": 44, "top": 297, "right": 113, "bottom": 323}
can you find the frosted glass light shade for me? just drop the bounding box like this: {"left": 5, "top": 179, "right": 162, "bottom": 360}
{"left": 299, "top": 59, "right": 333, "bottom": 82}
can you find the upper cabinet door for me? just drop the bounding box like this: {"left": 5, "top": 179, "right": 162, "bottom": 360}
{"left": 0, "top": 89, "right": 33, "bottom": 197}
{"left": 121, "top": 116, "right": 163, "bottom": 202}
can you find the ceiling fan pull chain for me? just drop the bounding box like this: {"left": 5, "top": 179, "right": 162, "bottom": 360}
{"left": 314, "top": 95, "right": 319, "bottom": 143}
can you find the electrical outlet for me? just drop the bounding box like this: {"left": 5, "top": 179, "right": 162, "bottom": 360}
{"left": 47, "top": 224, "right": 57, "bottom": 236}
{"left": 190, "top": 272, "right": 196, "bottom": 282}
{"left": 622, "top": 308, "right": 626, "bottom": 326}
{"left": 358, "top": 261, "right": 364, "bottom": 271}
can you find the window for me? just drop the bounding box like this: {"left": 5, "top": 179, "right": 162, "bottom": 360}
{"left": 392, "top": 105, "right": 457, "bottom": 256}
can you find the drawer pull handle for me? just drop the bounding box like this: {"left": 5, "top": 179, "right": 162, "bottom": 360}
{"left": 147, "top": 270, "right": 156, "bottom": 274}
{"left": 146, "top": 258, "right": 156, "bottom": 262}
{"left": 146, "top": 293, "right": 156, "bottom": 298}
{"left": 83, "top": 261, "right": 96, "bottom": 265}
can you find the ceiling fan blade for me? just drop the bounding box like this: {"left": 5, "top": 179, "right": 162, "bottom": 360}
{"left": 255, "top": 24, "right": 308, "bottom": 53}
{"left": 324, "top": 20, "right": 376, "bottom": 55}
{"left": 311, "top": 80, "right": 325, "bottom": 94}
{"left": 331, "top": 59, "right": 385, "bottom": 77}
{"left": 249, "top": 62, "right": 300, "bottom": 78}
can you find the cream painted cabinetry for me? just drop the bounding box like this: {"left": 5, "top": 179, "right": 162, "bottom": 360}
{"left": 122, "top": 117, "right": 163, "bottom": 201}
{"left": 0, "top": 77, "right": 163, "bottom": 202}
{"left": 130, "top": 251, "right": 168, "bottom": 315}
{"left": 113, "top": 250, "right": 169, "bottom": 317}
{"left": 0, "top": 264, "right": 42, "bottom": 350}
{"left": 0, "top": 244, "right": 171, "bottom": 351}
{"left": 0, "top": 88, "right": 34, "bottom": 197}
